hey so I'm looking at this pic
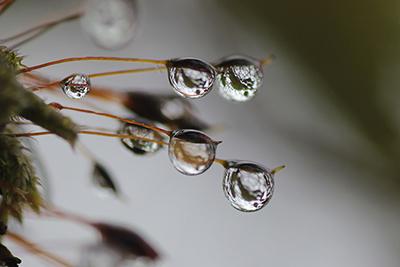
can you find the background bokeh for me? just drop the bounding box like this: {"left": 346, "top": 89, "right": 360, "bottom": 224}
{"left": 1, "top": 0, "right": 400, "bottom": 266}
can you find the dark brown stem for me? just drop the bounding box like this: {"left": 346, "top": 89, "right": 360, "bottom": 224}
{"left": 49, "top": 103, "right": 171, "bottom": 136}
{"left": 1, "top": 12, "right": 81, "bottom": 45}
{"left": 0, "top": 0, "right": 15, "bottom": 16}
{"left": 9, "top": 130, "right": 169, "bottom": 146}
{"left": 260, "top": 55, "right": 275, "bottom": 67}
{"left": 0, "top": 0, "right": 14, "bottom": 7}
{"left": 6, "top": 231, "right": 75, "bottom": 267}
{"left": 18, "top": 57, "right": 168, "bottom": 74}
{"left": 33, "top": 66, "right": 167, "bottom": 92}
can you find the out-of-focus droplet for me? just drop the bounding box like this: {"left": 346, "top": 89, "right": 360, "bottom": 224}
{"left": 160, "top": 98, "right": 186, "bottom": 120}
{"left": 166, "top": 58, "right": 216, "bottom": 99}
{"left": 60, "top": 73, "right": 91, "bottom": 99}
{"left": 215, "top": 55, "right": 263, "bottom": 102}
{"left": 80, "top": 0, "right": 139, "bottom": 50}
{"left": 222, "top": 161, "right": 274, "bottom": 212}
{"left": 80, "top": 243, "right": 124, "bottom": 267}
{"left": 168, "top": 129, "right": 219, "bottom": 175}
{"left": 119, "top": 119, "right": 163, "bottom": 155}
{"left": 92, "top": 162, "right": 119, "bottom": 198}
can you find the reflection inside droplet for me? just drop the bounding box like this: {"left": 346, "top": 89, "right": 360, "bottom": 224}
{"left": 215, "top": 55, "right": 263, "bottom": 102}
{"left": 222, "top": 161, "right": 274, "bottom": 212}
{"left": 60, "top": 73, "right": 91, "bottom": 99}
{"left": 167, "top": 58, "right": 216, "bottom": 99}
{"left": 168, "top": 130, "right": 219, "bottom": 175}
{"left": 81, "top": 0, "right": 139, "bottom": 50}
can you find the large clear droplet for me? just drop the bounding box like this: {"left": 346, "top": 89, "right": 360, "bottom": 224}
{"left": 119, "top": 119, "right": 163, "bottom": 155}
{"left": 166, "top": 58, "right": 216, "bottom": 99}
{"left": 222, "top": 161, "right": 274, "bottom": 212}
{"left": 60, "top": 73, "right": 91, "bottom": 99}
{"left": 215, "top": 55, "right": 263, "bottom": 102}
{"left": 168, "top": 130, "right": 219, "bottom": 175}
{"left": 81, "top": 0, "right": 139, "bottom": 50}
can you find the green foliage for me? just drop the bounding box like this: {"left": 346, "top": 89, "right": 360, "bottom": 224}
{"left": 0, "top": 49, "right": 79, "bottom": 222}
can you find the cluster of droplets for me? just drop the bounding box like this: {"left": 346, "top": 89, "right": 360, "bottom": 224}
{"left": 57, "top": 55, "right": 267, "bottom": 103}
{"left": 115, "top": 120, "right": 283, "bottom": 212}
{"left": 167, "top": 55, "right": 265, "bottom": 102}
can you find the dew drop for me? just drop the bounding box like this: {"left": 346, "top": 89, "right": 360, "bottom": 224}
{"left": 81, "top": 0, "right": 139, "bottom": 50}
{"left": 119, "top": 119, "right": 163, "bottom": 155}
{"left": 168, "top": 130, "right": 219, "bottom": 175}
{"left": 60, "top": 73, "right": 91, "bottom": 99}
{"left": 215, "top": 55, "right": 263, "bottom": 102}
{"left": 222, "top": 161, "right": 274, "bottom": 212}
{"left": 160, "top": 97, "right": 186, "bottom": 120}
{"left": 166, "top": 58, "right": 216, "bottom": 99}
{"left": 80, "top": 243, "right": 124, "bottom": 267}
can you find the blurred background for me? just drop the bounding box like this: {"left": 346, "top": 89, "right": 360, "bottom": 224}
{"left": 1, "top": 0, "right": 400, "bottom": 266}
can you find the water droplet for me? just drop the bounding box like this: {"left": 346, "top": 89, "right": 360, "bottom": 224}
{"left": 119, "top": 119, "right": 163, "bottom": 155}
{"left": 80, "top": 243, "right": 124, "bottom": 267}
{"left": 81, "top": 0, "right": 139, "bottom": 50}
{"left": 215, "top": 55, "right": 263, "bottom": 102}
{"left": 166, "top": 58, "right": 216, "bottom": 99}
{"left": 222, "top": 161, "right": 274, "bottom": 212}
{"left": 60, "top": 73, "right": 91, "bottom": 99}
{"left": 168, "top": 129, "right": 219, "bottom": 175}
{"left": 160, "top": 98, "right": 186, "bottom": 120}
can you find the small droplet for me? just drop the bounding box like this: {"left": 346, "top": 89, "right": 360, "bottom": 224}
{"left": 160, "top": 98, "right": 186, "bottom": 120}
{"left": 60, "top": 73, "right": 91, "bottom": 99}
{"left": 81, "top": 0, "right": 139, "bottom": 50}
{"left": 166, "top": 58, "right": 216, "bottom": 99}
{"left": 168, "top": 129, "right": 219, "bottom": 175}
{"left": 215, "top": 55, "right": 263, "bottom": 102}
{"left": 119, "top": 119, "right": 163, "bottom": 155}
{"left": 222, "top": 161, "right": 274, "bottom": 212}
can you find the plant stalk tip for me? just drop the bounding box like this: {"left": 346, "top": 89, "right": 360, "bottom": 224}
{"left": 271, "top": 165, "right": 285, "bottom": 175}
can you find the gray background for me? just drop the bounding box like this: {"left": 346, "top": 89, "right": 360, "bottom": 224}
{"left": 1, "top": 0, "right": 400, "bottom": 266}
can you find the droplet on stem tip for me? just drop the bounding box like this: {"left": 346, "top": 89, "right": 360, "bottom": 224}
{"left": 119, "top": 118, "right": 163, "bottom": 155}
{"left": 168, "top": 129, "right": 220, "bottom": 175}
{"left": 215, "top": 55, "right": 263, "bottom": 102}
{"left": 222, "top": 161, "right": 280, "bottom": 212}
{"left": 60, "top": 73, "right": 91, "bottom": 99}
{"left": 166, "top": 57, "right": 216, "bottom": 99}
